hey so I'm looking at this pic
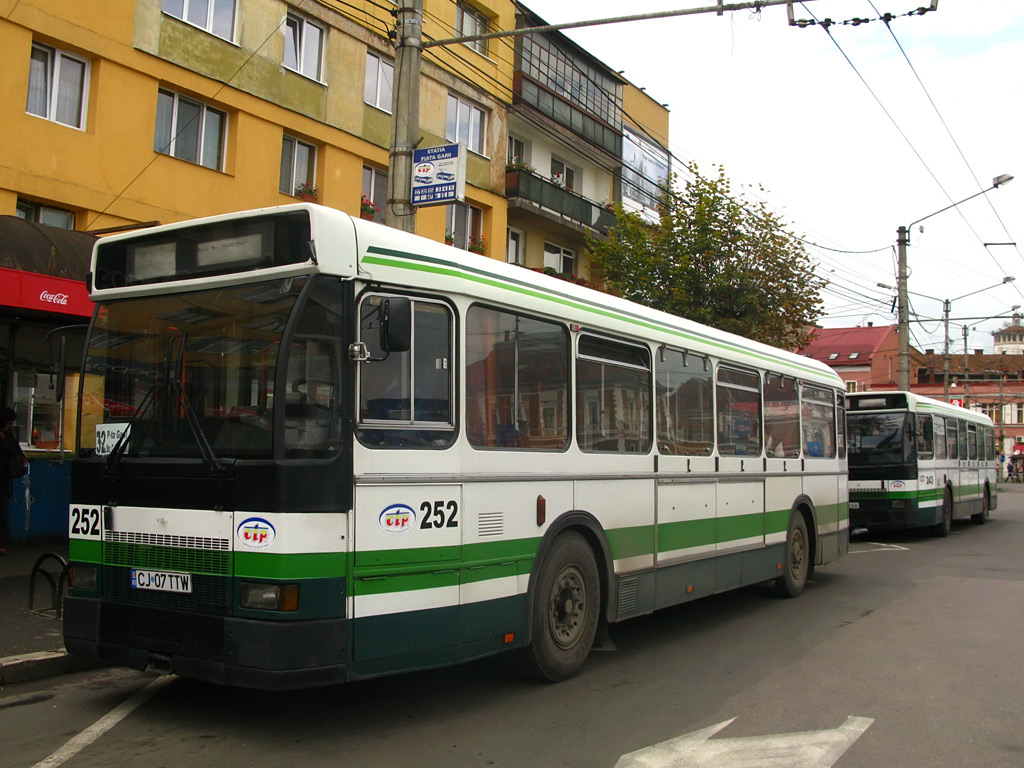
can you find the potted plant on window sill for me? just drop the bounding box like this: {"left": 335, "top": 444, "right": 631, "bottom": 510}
{"left": 360, "top": 195, "right": 379, "bottom": 220}
{"left": 468, "top": 236, "right": 487, "bottom": 255}
{"left": 295, "top": 182, "right": 318, "bottom": 202}
{"left": 445, "top": 230, "right": 455, "bottom": 246}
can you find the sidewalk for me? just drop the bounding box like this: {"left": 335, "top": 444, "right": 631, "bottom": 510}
{"left": 0, "top": 538, "right": 98, "bottom": 685}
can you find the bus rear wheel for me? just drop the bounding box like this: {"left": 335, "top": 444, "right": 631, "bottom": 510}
{"left": 933, "top": 489, "right": 953, "bottom": 537}
{"left": 774, "top": 512, "right": 810, "bottom": 598}
{"left": 971, "top": 488, "right": 990, "bottom": 525}
{"left": 514, "top": 532, "right": 600, "bottom": 682}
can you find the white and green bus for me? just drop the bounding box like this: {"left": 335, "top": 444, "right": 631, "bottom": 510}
{"left": 847, "top": 391, "right": 996, "bottom": 536}
{"left": 64, "top": 204, "right": 849, "bottom": 689}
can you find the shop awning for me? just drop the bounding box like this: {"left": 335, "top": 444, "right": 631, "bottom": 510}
{"left": 0, "top": 215, "right": 95, "bottom": 318}
{"left": 0, "top": 266, "right": 93, "bottom": 317}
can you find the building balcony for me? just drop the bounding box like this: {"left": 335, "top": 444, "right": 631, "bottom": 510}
{"left": 504, "top": 169, "right": 617, "bottom": 235}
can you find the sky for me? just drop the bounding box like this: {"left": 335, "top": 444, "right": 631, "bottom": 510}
{"left": 522, "top": 0, "right": 1024, "bottom": 354}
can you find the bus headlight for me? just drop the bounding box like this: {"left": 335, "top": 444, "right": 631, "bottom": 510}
{"left": 240, "top": 582, "right": 300, "bottom": 611}
{"left": 70, "top": 565, "right": 98, "bottom": 591}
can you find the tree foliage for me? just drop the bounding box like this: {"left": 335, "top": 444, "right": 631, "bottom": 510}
{"left": 587, "top": 164, "right": 825, "bottom": 349}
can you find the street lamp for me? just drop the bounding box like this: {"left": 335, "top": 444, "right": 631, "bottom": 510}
{"left": 896, "top": 173, "right": 1014, "bottom": 390}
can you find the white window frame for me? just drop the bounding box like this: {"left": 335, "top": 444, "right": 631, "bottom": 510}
{"left": 550, "top": 157, "right": 577, "bottom": 192}
{"left": 280, "top": 135, "right": 317, "bottom": 196}
{"left": 446, "top": 94, "right": 486, "bottom": 156}
{"left": 506, "top": 227, "right": 525, "bottom": 265}
{"left": 16, "top": 199, "right": 75, "bottom": 229}
{"left": 162, "top": 0, "right": 236, "bottom": 40}
{"left": 455, "top": 2, "right": 489, "bottom": 56}
{"left": 361, "top": 166, "right": 388, "bottom": 223}
{"left": 154, "top": 88, "right": 227, "bottom": 171}
{"left": 364, "top": 52, "right": 395, "bottom": 113}
{"left": 284, "top": 11, "right": 325, "bottom": 81}
{"left": 447, "top": 202, "right": 483, "bottom": 251}
{"left": 543, "top": 242, "right": 575, "bottom": 276}
{"left": 26, "top": 42, "right": 89, "bottom": 130}
{"left": 507, "top": 135, "right": 528, "bottom": 168}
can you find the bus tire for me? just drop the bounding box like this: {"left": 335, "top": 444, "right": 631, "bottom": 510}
{"left": 514, "top": 532, "right": 600, "bottom": 682}
{"left": 774, "top": 512, "right": 810, "bottom": 598}
{"left": 933, "top": 489, "right": 953, "bottom": 537}
{"left": 971, "top": 487, "right": 990, "bottom": 525}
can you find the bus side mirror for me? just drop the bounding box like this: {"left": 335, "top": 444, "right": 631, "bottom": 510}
{"left": 381, "top": 297, "right": 411, "bottom": 354}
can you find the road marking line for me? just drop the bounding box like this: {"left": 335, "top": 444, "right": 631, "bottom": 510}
{"left": 31, "top": 675, "right": 175, "bottom": 768}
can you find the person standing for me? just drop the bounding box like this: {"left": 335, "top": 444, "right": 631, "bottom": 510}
{"left": 1, "top": 407, "right": 28, "bottom": 555}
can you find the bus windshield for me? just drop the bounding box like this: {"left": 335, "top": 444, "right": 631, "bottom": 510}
{"left": 847, "top": 412, "right": 914, "bottom": 466}
{"left": 78, "top": 278, "right": 308, "bottom": 461}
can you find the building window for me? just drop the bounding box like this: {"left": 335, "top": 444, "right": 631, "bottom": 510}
{"left": 361, "top": 166, "right": 388, "bottom": 223}
{"left": 507, "top": 135, "right": 528, "bottom": 168}
{"left": 154, "top": 88, "right": 226, "bottom": 171}
{"left": 284, "top": 12, "right": 324, "bottom": 80}
{"left": 162, "top": 0, "right": 235, "bottom": 39}
{"left": 543, "top": 242, "right": 575, "bottom": 276}
{"left": 26, "top": 43, "right": 89, "bottom": 129}
{"left": 506, "top": 228, "right": 524, "bottom": 265}
{"left": 364, "top": 52, "right": 394, "bottom": 112}
{"left": 846, "top": 380, "right": 858, "bottom": 393}
{"left": 446, "top": 94, "right": 486, "bottom": 155}
{"left": 456, "top": 2, "right": 489, "bottom": 56}
{"left": 550, "top": 157, "right": 577, "bottom": 192}
{"left": 622, "top": 127, "right": 669, "bottom": 214}
{"left": 447, "top": 202, "right": 483, "bottom": 251}
{"left": 16, "top": 199, "right": 74, "bottom": 229}
{"left": 280, "top": 135, "right": 316, "bottom": 196}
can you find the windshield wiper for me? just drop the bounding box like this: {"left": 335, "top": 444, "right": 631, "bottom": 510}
{"left": 167, "top": 333, "right": 223, "bottom": 473}
{"left": 106, "top": 340, "right": 177, "bottom": 470}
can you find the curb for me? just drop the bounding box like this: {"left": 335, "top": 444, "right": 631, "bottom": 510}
{"left": 0, "top": 651, "right": 106, "bottom": 685}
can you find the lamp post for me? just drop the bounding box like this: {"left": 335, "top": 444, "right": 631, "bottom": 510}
{"left": 895, "top": 173, "right": 1014, "bottom": 390}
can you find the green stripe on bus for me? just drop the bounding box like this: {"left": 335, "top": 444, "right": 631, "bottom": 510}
{"left": 70, "top": 539, "right": 101, "bottom": 563}
{"left": 362, "top": 249, "right": 836, "bottom": 381}
{"left": 657, "top": 518, "right": 716, "bottom": 552}
{"left": 234, "top": 551, "right": 348, "bottom": 579}
{"left": 607, "top": 525, "right": 655, "bottom": 560}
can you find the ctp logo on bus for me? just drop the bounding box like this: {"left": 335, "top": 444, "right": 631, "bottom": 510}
{"left": 379, "top": 504, "right": 416, "bottom": 534}
{"left": 236, "top": 517, "right": 277, "bottom": 549}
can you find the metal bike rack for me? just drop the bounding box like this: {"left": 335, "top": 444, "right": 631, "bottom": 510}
{"left": 27, "top": 553, "right": 70, "bottom": 619}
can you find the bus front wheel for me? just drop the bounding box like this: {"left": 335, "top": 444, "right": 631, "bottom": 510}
{"left": 514, "top": 532, "right": 600, "bottom": 682}
{"left": 774, "top": 512, "right": 810, "bottom": 598}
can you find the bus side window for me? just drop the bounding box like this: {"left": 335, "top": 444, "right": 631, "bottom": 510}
{"left": 357, "top": 295, "right": 455, "bottom": 449}
{"left": 947, "top": 418, "right": 959, "bottom": 459}
{"left": 933, "top": 416, "right": 946, "bottom": 460}
{"left": 763, "top": 373, "right": 799, "bottom": 458}
{"left": 800, "top": 385, "right": 836, "bottom": 459}
{"left": 917, "top": 415, "right": 934, "bottom": 460}
{"left": 656, "top": 349, "right": 713, "bottom": 456}
{"left": 715, "top": 367, "right": 762, "bottom": 457}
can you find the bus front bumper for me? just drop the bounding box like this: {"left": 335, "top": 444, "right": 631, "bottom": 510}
{"left": 849, "top": 500, "right": 934, "bottom": 530}
{"left": 63, "top": 596, "right": 348, "bottom": 690}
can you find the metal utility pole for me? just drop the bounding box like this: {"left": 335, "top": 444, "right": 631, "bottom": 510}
{"left": 386, "top": 0, "right": 423, "bottom": 233}
{"left": 897, "top": 225, "right": 911, "bottom": 391}
{"left": 942, "top": 298, "right": 952, "bottom": 403}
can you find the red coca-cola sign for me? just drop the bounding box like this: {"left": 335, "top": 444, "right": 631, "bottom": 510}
{"left": 0, "top": 267, "right": 93, "bottom": 317}
{"left": 40, "top": 290, "right": 71, "bottom": 306}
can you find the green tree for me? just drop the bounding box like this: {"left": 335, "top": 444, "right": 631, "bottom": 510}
{"left": 588, "top": 164, "right": 825, "bottom": 348}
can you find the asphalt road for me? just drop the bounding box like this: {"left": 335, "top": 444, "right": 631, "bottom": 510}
{"left": 3, "top": 488, "right": 1023, "bottom": 768}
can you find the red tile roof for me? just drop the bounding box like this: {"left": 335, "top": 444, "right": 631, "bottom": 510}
{"left": 796, "top": 325, "right": 895, "bottom": 365}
